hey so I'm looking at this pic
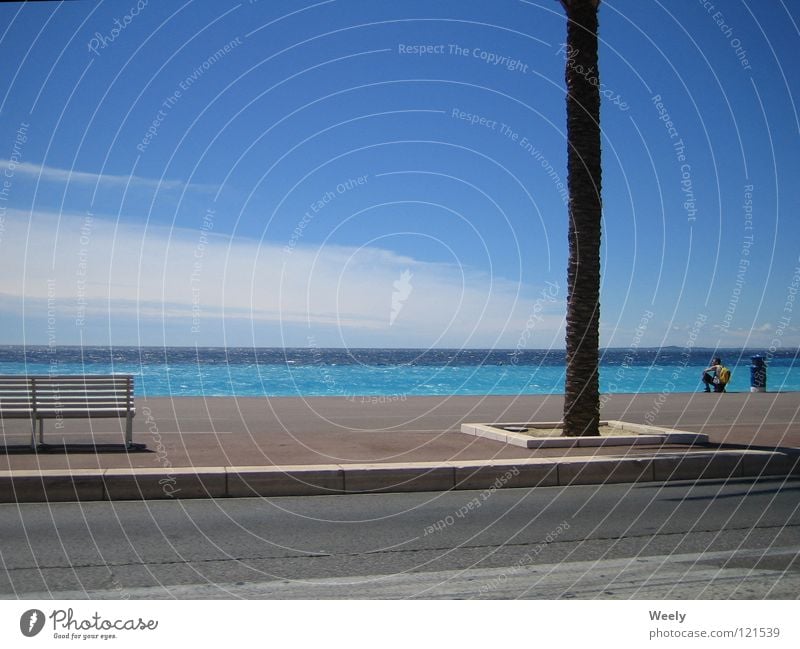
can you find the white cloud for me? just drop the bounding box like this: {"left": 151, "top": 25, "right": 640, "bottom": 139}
{"left": 1, "top": 159, "right": 202, "bottom": 192}
{"left": 0, "top": 208, "right": 565, "bottom": 347}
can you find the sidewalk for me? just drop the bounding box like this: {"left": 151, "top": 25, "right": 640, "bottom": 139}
{"left": 1, "top": 392, "right": 798, "bottom": 501}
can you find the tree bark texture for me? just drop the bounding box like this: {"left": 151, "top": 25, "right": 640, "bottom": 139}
{"left": 561, "top": 0, "right": 602, "bottom": 437}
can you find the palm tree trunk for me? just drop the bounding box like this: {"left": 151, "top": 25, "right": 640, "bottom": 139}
{"left": 561, "top": 0, "right": 602, "bottom": 436}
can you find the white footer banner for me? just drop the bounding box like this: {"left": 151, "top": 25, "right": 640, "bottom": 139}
{"left": 1, "top": 600, "right": 796, "bottom": 647}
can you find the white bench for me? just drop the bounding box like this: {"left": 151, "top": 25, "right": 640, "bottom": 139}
{"left": 0, "top": 374, "right": 135, "bottom": 449}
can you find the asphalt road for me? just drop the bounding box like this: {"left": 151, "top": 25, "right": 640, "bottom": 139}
{"left": 1, "top": 477, "right": 799, "bottom": 599}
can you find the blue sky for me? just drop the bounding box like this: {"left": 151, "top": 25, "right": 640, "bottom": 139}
{"left": 0, "top": 0, "right": 798, "bottom": 350}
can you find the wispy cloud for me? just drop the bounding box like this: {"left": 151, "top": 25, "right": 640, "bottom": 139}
{"left": 0, "top": 159, "right": 204, "bottom": 192}
{"left": 0, "top": 208, "right": 565, "bottom": 347}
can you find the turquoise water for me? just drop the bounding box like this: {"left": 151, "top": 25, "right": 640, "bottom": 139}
{"left": 0, "top": 347, "right": 797, "bottom": 397}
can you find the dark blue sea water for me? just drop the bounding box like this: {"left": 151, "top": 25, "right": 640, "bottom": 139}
{"left": 0, "top": 347, "right": 797, "bottom": 398}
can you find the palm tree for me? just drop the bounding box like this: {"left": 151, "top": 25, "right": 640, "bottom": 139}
{"left": 560, "top": 0, "right": 602, "bottom": 436}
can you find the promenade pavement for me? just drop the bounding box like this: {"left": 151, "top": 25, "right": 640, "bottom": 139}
{"left": 1, "top": 391, "right": 799, "bottom": 501}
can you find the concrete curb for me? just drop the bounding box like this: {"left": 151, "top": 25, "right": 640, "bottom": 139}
{"left": 1, "top": 449, "right": 797, "bottom": 503}
{"left": 460, "top": 420, "right": 709, "bottom": 448}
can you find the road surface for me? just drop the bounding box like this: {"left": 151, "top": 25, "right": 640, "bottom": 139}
{"left": 1, "top": 477, "right": 798, "bottom": 598}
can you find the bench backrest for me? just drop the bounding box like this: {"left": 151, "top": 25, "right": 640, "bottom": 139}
{"left": 0, "top": 375, "right": 134, "bottom": 413}
{"left": 0, "top": 376, "right": 36, "bottom": 414}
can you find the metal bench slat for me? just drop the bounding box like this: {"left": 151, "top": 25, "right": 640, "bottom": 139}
{"left": 35, "top": 392, "right": 131, "bottom": 399}
{"left": 39, "top": 409, "right": 131, "bottom": 416}
{"left": 35, "top": 384, "right": 132, "bottom": 391}
{"left": 35, "top": 388, "right": 131, "bottom": 393}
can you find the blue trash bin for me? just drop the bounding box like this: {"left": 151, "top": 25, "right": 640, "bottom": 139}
{"left": 750, "top": 355, "right": 766, "bottom": 392}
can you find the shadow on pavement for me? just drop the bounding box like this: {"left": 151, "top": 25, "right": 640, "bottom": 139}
{"left": 0, "top": 443, "right": 150, "bottom": 455}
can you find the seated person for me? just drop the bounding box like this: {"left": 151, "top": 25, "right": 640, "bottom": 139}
{"left": 701, "top": 357, "right": 726, "bottom": 392}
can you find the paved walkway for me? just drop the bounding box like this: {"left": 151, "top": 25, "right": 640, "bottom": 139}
{"left": 1, "top": 392, "right": 798, "bottom": 501}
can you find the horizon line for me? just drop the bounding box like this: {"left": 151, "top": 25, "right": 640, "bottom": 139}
{"left": 0, "top": 344, "right": 795, "bottom": 353}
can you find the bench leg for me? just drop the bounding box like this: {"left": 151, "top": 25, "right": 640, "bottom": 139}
{"left": 39, "top": 418, "right": 44, "bottom": 445}
{"left": 30, "top": 418, "right": 37, "bottom": 450}
{"left": 125, "top": 414, "right": 133, "bottom": 448}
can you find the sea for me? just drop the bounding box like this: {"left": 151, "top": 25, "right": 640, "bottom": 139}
{"left": 0, "top": 347, "right": 797, "bottom": 398}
